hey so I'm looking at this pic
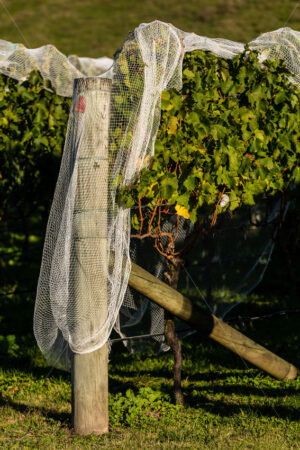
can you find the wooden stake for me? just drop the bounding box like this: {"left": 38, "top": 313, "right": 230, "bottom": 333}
{"left": 129, "top": 262, "right": 298, "bottom": 381}
{"left": 71, "top": 77, "right": 111, "bottom": 435}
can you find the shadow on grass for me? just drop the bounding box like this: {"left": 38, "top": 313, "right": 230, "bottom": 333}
{"left": 0, "top": 395, "right": 71, "bottom": 426}
{"left": 186, "top": 395, "right": 300, "bottom": 421}
{"left": 0, "top": 357, "right": 70, "bottom": 381}
{"left": 185, "top": 381, "right": 300, "bottom": 397}
{"left": 108, "top": 367, "right": 248, "bottom": 383}
{"left": 1, "top": 366, "right": 298, "bottom": 426}
{"left": 1, "top": 382, "right": 298, "bottom": 425}
{"left": 108, "top": 375, "right": 299, "bottom": 421}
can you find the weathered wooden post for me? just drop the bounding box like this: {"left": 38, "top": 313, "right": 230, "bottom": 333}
{"left": 71, "top": 77, "right": 111, "bottom": 435}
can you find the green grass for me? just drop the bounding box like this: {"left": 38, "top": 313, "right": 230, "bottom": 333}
{"left": 0, "top": 346, "right": 299, "bottom": 448}
{"left": 0, "top": 291, "right": 299, "bottom": 448}
{"left": 0, "top": 0, "right": 300, "bottom": 57}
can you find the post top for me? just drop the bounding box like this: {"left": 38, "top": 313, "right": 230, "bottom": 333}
{"left": 74, "top": 77, "right": 112, "bottom": 92}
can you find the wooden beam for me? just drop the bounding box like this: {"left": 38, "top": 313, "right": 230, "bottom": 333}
{"left": 129, "top": 262, "right": 298, "bottom": 381}
{"left": 71, "top": 77, "right": 111, "bottom": 435}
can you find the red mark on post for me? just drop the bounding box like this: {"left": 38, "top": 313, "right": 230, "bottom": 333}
{"left": 75, "top": 96, "right": 86, "bottom": 113}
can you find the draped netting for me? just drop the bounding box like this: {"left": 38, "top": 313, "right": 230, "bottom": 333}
{"left": 2, "top": 22, "right": 298, "bottom": 369}
{"left": 0, "top": 38, "right": 113, "bottom": 96}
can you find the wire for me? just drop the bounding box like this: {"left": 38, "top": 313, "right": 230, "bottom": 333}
{"left": 110, "top": 309, "right": 300, "bottom": 344}
{"left": 183, "top": 266, "right": 282, "bottom": 419}
{"left": 226, "top": 309, "right": 300, "bottom": 324}
{"left": 110, "top": 328, "right": 191, "bottom": 344}
{"left": 0, "top": 247, "right": 42, "bottom": 258}
{"left": 0, "top": 0, "right": 31, "bottom": 48}
{"left": 283, "top": 0, "right": 300, "bottom": 27}
{"left": 0, "top": 289, "right": 36, "bottom": 297}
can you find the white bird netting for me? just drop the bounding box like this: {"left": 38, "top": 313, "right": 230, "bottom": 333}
{"left": 1, "top": 21, "right": 299, "bottom": 369}
{"left": 0, "top": 38, "right": 113, "bottom": 95}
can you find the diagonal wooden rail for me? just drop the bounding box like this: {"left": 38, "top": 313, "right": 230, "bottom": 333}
{"left": 129, "top": 262, "right": 298, "bottom": 381}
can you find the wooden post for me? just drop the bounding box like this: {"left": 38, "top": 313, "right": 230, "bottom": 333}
{"left": 129, "top": 262, "right": 298, "bottom": 381}
{"left": 71, "top": 77, "right": 111, "bottom": 435}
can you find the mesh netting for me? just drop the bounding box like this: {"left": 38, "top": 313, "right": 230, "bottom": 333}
{"left": 2, "top": 22, "right": 299, "bottom": 369}
{"left": 0, "top": 38, "right": 113, "bottom": 95}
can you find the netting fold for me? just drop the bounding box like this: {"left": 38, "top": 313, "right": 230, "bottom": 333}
{"left": 0, "top": 39, "right": 113, "bottom": 96}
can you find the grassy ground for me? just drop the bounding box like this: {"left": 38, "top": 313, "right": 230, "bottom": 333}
{"left": 0, "top": 0, "right": 300, "bottom": 57}
{"left": 0, "top": 363, "right": 299, "bottom": 448}
{"left": 0, "top": 286, "right": 299, "bottom": 448}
